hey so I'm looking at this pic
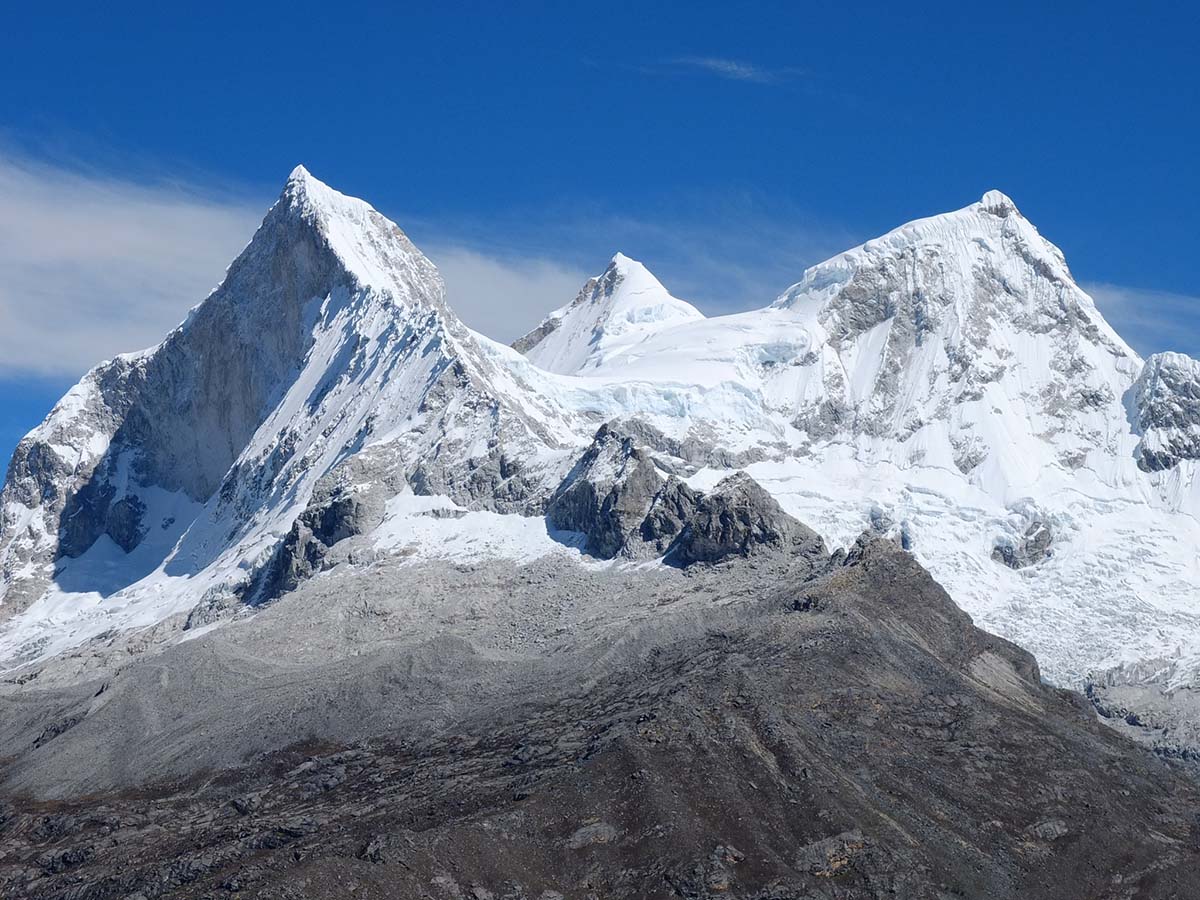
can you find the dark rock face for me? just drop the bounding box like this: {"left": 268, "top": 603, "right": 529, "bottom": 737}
{"left": 256, "top": 476, "right": 384, "bottom": 602}
{"left": 639, "top": 479, "right": 699, "bottom": 550}
{"left": 992, "top": 519, "right": 1053, "bottom": 569}
{"left": 547, "top": 426, "right": 822, "bottom": 567}
{"left": 57, "top": 478, "right": 148, "bottom": 558}
{"left": 2, "top": 540, "right": 1198, "bottom": 898}
{"left": 265, "top": 499, "right": 368, "bottom": 598}
{"left": 510, "top": 316, "right": 560, "bottom": 355}
{"left": 669, "top": 472, "right": 825, "bottom": 566}
{"left": 546, "top": 423, "right": 694, "bottom": 559}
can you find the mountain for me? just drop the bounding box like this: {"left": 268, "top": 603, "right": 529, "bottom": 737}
{"left": 0, "top": 166, "right": 586, "bottom": 663}
{"left": 4, "top": 171, "right": 1199, "bottom": 699}
{"left": 4, "top": 174, "right": 1200, "bottom": 701}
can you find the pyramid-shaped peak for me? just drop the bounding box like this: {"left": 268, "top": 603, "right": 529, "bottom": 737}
{"left": 287, "top": 163, "right": 314, "bottom": 184}
{"left": 254, "top": 165, "right": 445, "bottom": 303}
{"left": 600, "top": 252, "right": 670, "bottom": 292}
{"left": 513, "top": 253, "right": 703, "bottom": 374}
{"left": 282, "top": 164, "right": 331, "bottom": 202}
{"left": 278, "top": 164, "right": 365, "bottom": 217}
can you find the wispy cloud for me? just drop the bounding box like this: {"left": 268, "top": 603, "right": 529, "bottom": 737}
{"left": 426, "top": 246, "right": 587, "bottom": 343}
{"left": 0, "top": 150, "right": 853, "bottom": 383}
{"left": 664, "top": 56, "right": 804, "bottom": 85}
{"left": 0, "top": 152, "right": 263, "bottom": 378}
{"left": 1083, "top": 281, "right": 1200, "bottom": 359}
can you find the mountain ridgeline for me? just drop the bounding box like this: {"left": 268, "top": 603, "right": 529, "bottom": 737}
{"left": 1, "top": 169, "right": 1200, "bottom": 896}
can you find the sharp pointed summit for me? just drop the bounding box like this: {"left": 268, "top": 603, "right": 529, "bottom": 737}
{"left": 256, "top": 165, "right": 445, "bottom": 304}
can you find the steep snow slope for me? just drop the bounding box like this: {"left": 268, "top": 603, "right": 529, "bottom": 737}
{"left": 2, "top": 174, "right": 1199, "bottom": 728}
{"left": 514, "top": 252, "right": 704, "bottom": 374}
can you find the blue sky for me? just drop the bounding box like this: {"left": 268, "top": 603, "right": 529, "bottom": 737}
{"left": 1, "top": 1, "right": 1198, "bottom": 464}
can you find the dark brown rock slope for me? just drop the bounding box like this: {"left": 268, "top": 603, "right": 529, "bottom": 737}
{"left": 0, "top": 533, "right": 1198, "bottom": 899}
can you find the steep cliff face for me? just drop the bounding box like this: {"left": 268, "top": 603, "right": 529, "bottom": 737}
{"left": 0, "top": 166, "right": 372, "bottom": 616}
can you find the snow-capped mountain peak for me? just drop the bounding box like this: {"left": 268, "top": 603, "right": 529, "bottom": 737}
{"left": 0, "top": 168, "right": 549, "bottom": 660}
{"left": 513, "top": 252, "right": 704, "bottom": 374}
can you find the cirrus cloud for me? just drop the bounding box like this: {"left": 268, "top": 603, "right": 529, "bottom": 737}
{"left": 1082, "top": 281, "right": 1200, "bottom": 359}
{"left": 669, "top": 56, "right": 804, "bottom": 84}
{"left": 0, "top": 152, "right": 263, "bottom": 377}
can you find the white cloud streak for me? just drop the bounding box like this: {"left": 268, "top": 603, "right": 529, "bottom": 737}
{"left": 668, "top": 56, "right": 803, "bottom": 84}
{"left": 428, "top": 246, "right": 587, "bottom": 343}
{"left": 1083, "top": 281, "right": 1200, "bottom": 359}
{"left": 0, "top": 153, "right": 263, "bottom": 377}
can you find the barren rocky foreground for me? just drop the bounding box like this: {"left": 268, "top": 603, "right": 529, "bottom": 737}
{"left": 1, "top": 530, "right": 1198, "bottom": 899}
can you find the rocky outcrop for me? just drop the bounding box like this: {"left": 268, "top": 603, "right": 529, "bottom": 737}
{"left": 546, "top": 423, "right": 692, "bottom": 559}
{"left": 1131, "top": 350, "right": 1200, "bottom": 471}
{"left": 669, "top": 472, "right": 825, "bottom": 566}
{"left": 1085, "top": 661, "right": 1200, "bottom": 770}
{"left": 257, "top": 493, "right": 371, "bottom": 602}
{"left": 254, "top": 459, "right": 394, "bottom": 602}
{"left": 510, "top": 316, "right": 559, "bottom": 355}
{"left": 547, "top": 426, "right": 822, "bottom": 567}
{"left": 992, "top": 518, "right": 1053, "bottom": 569}
{"left": 57, "top": 480, "right": 148, "bottom": 557}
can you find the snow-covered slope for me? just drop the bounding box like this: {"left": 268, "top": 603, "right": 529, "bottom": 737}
{"left": 2, "top": 174, "right": 1199, "bottom": 737}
